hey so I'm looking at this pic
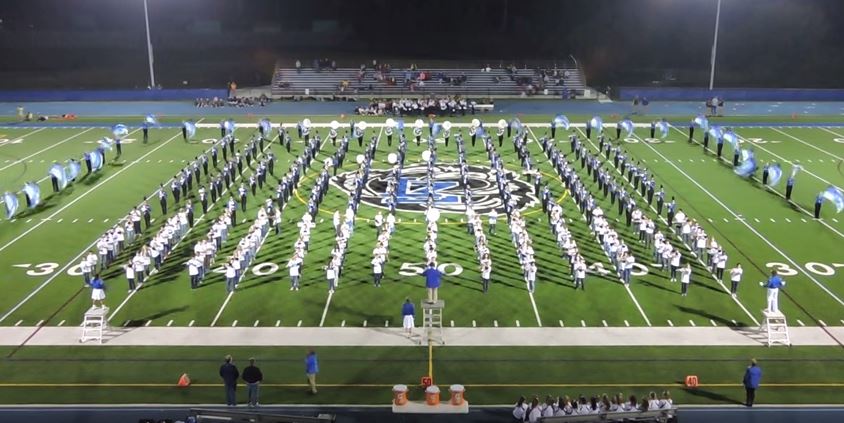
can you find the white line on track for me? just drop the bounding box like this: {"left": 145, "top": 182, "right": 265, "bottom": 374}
{"left": 0, "top": 129, "right": 188, "bottom": 324}
{"left": 210, "top": 292, "right": 234, "bottom": 327}
{"left": 0, "top": 128, "right": 93, "bottom": 172}
{"left": 318, "top": 291, "right": 334, "bottom": 327}
{"left": 657, "top": 127, "right": 844, "bottom": 309}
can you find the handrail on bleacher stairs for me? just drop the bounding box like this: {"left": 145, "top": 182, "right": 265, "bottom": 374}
{"left": 539, "top": 407, "right": 678, "bottom": 423}
{"left": 189, "top": 407, "right": 335, "bottom": 423}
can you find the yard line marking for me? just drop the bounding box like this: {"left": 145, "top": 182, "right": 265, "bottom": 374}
{"left": 840, "top": 319, "right": 844, "bottom": 325}
{"left": 472, "top": 320, "right": 476, "bottom": 327}
{"left": 0, "top": 128, "right": 93, "bottom": 172}
{"left": 494, "top": 320, "right": 499, "bottom": 327}
{"left": 384, "top": 320, "right": 389, "bottom": 327}
{"left": 819, "top": 320, "right": 827, "bottom": 327}
{"left": 188, "top": 320, "right": 195, "bottom": 327}
{"left": 166, "top": 320, "right": 173, "bottom": 327}
{"left": 209, "top": 292, "right": 234, "bottom": 327}
{"left": 25, "top": 219, "right": 32, "bottom": 223}
{"left": 57, "top": 320, "right": 65, "bottom": 327}
{"left": 298, "top": 320, "right": 303, "bottom": 327}
{"left": 103, "top": 219, "right": 109, "bottom": 223}
{"left": 797, "top": 319, "right": 805, "bottom": 327}
{"left": 0, "top": 128, "right": 181, "bottom": 256}
{"left": 602, "top": 320, "right": 608, "bottom": 327}
{"left": 56, "top": 219, "right": 62, "bottom": 223}
{"left": 722, "top": 218, "right": 729, "bottom": 222}
{"left": 123, "top": 320, "right": 129, "bottom": 327}
{"left": 362, "top": 320, "right": 367, "bottom": 327}
{"left": 707, "top": 218, "right": 712, "bottom": 223}
{"left": 515, "top": 320, "right": 520, "bottom": 327}
{"left": 253, "top": 320, "right": 260, "bottom": 327}
{"left": 710, "top": 319, "right": 717, "bottom": 326}
{"left": 667, "top": 320, "right": 674, "bottom": 327}
{"left": 14, "top": 320, "right": 22, "bottom": 327}
{"left": 654, "top": 128, "right": 844, "bottom": 309}
{"left": 801, "top": 218, "right": 808, "bottom": 223}
{"left": 231, "top": 320, "right": 238, "bottom": 327}
{"left": 340, "top": 320, "right": 345, "bottom": 327}
{"left": 276, "top": 320, "right": 281, "bottom": 327}
{"left": 834, "top": 218, "right": 840, "bottom": 223}
{"left": 144, "top": 320, "right": 152, "bottom": 327}
{"left": 318, "top": 290, "right": 334, "bottom": 327}
{"left": 558, "top": 320, "right": 564, "bottom": 327}
{"left": 580, "top": 320, "right": 586, "bottom": 327}
{"left": 785, "top": 218, "right": 791, "bottom": 223}
{"left": 528, "top": 291, "right": 542, "bottom": 327}
{"left": 689, "top": 320, "right": 696, "bottom": 327}
{"left": 624, "top": 320, "right": 630, "bottom": 327}
{"left": 770, "top": 218, "right": 776, "bottom": 223}
{"left": 754, "top": 218, "right": 760, "bottom": 223}
{"left": 731, "top": 319, "right": 738, "bottom": 326}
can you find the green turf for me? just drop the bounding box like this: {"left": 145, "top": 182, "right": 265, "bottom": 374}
{"left": 1, "top": 113, "right": 844, "bottom": 405}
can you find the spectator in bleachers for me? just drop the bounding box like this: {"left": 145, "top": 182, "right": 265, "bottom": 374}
{"left": 295, "top": 59, "right": 301, "bottom": 73}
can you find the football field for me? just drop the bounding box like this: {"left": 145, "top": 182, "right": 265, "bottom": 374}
{"left": 1, "top": 114, "right": 844, "bottom": 405}
{"left": 2, "top": 116, "right": 844, "bottom": 330}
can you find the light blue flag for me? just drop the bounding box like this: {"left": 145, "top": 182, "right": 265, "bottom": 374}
{"left": 767, "top": 163, "right": 783, "bottom": 186}
{"left": 22, "top": 182, "right": 40, "bottom": 208}
{"left": 397, "top": 119, "right": 405, "bottom": 131}
{"left": 259, "top": 118, "right": 272, "bottom": 136}
{"left": 144, "top": 114, "right": 159, "bottom": 127}
{"left": 589, "top": 116, "right": 603, "bottom": 133}
{"left": 89, "top": 150, "right": 104, "bottom": 171}
{"left": 431, "top": 123, "right": 442, "bottom": 137}
{"left": 655, "top": 120, "right": 670, "bottom": 139}
{"left": 99, "top": 137, "right": 113, "bottom": 151}
{"left": 619, "top": 119, "right": 634, "bottom": 137}
{"left": 476, "top": 125, "right": 486, "bottom": 138}
{"left": 734, "top": 148, "right": 757, "bottom": 177}
{"left": 49, "top": 163, "right": 68, "bottom": 190}
{"left": 510, "top": 118, "right": 524, "bottom": 137}
{"left": 723, "top": 129, "right": 738, "bottom": 149}
{"left": 3, "top": 192, "right": 18, "bottom": 219}
{"left": 183, "top": 120, "right": 197, "bottom": 139}
{"left": 553, "top": 114, "right": 570, "bottom": 130}
{"left": 708, "top": 125, "right": 724, "bottom": 142}
{"left": 821, "top": 186, "right": 844, "bottom": 213}
{"left": 790, "top": 164, "right": 802, "bottom": 179}
{"left": 224, "top": 119, "right": 236, "bottom": 135}
{"left": 112, "top": 124, "right": 129, "bottom": 140}
{"left": 693, "top": 114, "right": 709, "bottom": 131}
{"left": 65, "top": 160, "right": 81, "bottom": 181}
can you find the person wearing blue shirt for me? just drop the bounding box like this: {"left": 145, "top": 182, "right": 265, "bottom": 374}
{"left": 305, "top": 350, "right": 319, "bottom": 394}
{"left": 89, "top": 274, "right": 106, "bottom": 309}
{"left": 743, "top": 359, "right": 762, "bottom": 407}
{"left": 402, "top": 298, "right": 415, "bottom": 336}
{"left": 422, "top": 262, "right": 443, "bottom": 303}
{"left": 760, "top": 270, "right": 786, "bottom": 313}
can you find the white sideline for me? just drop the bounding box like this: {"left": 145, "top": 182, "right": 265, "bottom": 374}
{"left": 0, "top": 128, "right": 93, "bottom": 172}
{"left": 648, "top": 126, "right": 844, "bottom": 309}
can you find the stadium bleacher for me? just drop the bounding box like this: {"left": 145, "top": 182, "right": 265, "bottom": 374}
{"left": 270, "top": 62, "right": 587, "bottom": 98}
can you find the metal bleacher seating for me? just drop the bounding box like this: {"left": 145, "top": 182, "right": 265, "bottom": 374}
{"left": 270, "top": 63, "right": 587, "bottom": 99}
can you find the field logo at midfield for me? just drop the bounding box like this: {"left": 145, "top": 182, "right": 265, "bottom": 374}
{"left": 330, "top": 164, "right": 538, "bottom": 214}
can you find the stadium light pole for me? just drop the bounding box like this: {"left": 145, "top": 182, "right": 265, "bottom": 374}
{"left": 143, "top": 0, "right": 157, "bottom": 88}
{"left": 708, "top": 0, "right": 722, "bottom": 90}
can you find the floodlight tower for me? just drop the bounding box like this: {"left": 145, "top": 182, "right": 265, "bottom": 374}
{"left": 143, "top": 0, "right": 157, "bottom": 88}
{"left": 708, "top": 0, "right": 722, "bottom": 90}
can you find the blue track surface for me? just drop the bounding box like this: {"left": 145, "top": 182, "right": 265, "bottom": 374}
{"left": 2, "top": 99, "right": 844, "bottom": 120}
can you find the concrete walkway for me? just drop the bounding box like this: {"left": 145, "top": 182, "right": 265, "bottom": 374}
{"left": 2, "top": 326, "right": 843, "bottom": 347}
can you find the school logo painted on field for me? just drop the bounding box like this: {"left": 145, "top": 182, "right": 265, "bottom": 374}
{"left": 330, "top": 164, "right": 538, "bottom": 214}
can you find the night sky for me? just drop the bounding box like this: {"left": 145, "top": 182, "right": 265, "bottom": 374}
{"left": 0, "top": 0, "right": 842, "bottom": 88}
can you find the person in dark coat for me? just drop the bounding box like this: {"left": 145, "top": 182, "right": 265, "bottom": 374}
{"left": 219, "top": 355, "right": 239, "bottom": 406}
{"left": 743, "top": 358, "right": 762, "bottom": 407}
{"left": 242, "top": 358, "right": 264, "bottom": 407}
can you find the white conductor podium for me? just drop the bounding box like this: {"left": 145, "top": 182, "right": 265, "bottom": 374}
{"left": 759, "top": 310, "right": 790, "bottom": 347}
{"left": 421, "top": 300, "right": 444, "bottom": 345}
{"left": 80, "top": 306, "right": 109, "bottom": 344}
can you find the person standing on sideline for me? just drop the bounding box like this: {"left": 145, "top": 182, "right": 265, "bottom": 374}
{"left": 785, "top": 176, "right": 795, "bottom": 201}
{"left": 729, "top": 263, "right": 743, "bottom": 297}
{"left": 305, "top": 350, "right": 319, "bottom": 394}
{"left": 761, "top": 270, "right": 786, "bottom": 313}
{"left": 402, "top": 298, "right": 415, "bottom": 337}
{"left": 219, "top": 355, "right": 239, "bottom": 407}
{"left": 422, "top": 262, "right": 443, "bottom": 303}
{"left": 89, "top": 274, "right": 106, "bottom": 308}
{"left": 242, "top": 358, "right": 263, "bottom": 407}
{"left": 743, "top": 359, "right": 762, "bottom": 407}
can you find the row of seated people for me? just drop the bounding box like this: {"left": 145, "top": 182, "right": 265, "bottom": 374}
{"left": 514, "top": 391, "right": 674, "bottom": 422}
{"left": 354, "top": 96, "right": 487, "bottom": 116}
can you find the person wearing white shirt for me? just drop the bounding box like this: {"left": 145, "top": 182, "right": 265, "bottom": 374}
{"left": 729, "top": 263, "right": 743, "bottom": 297}
{"left": 574, "top": 258, "right": 587, "bottom": 290}
{"left": 374, "top": 211, "right": 383, "bottom": 228}
{"left": 124, "top": 262, "right": 135, "bottom": 292}
{"left": 679, "top": 263, "right": 692, "bottom": 296}
{"left": 669, "top": 250, "right": 681, "bottom": 282}
{"left": 372, "top": 257, "right": 383, "bottom": 287}
{"left": 715, "top": 250, "right": 728, "bottom": 280}
{"left": 288, "top": 256, "right": 301, "bottom": 291}
{"left": 512, "top": 396, "right": 528, "bottom": 422}
{"left": 80, "top": 257, "right": 93, "bottom": 286}
{"left": 480, "top": 255, "right": 491, "bottom": 293}
{"left": 225, "top": 263, "right": 237, "bottom": 293}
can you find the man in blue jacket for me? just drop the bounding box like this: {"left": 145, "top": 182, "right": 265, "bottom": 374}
{"left": 305, "top": 350, "right": 319, "bottom": 394}
{"left": 760, "top": 270, "right": 786, "bottom": 314}
{"left": 743, "top": 359, "right": 762, "bottom": 407}
{"left": 422, "top": 262, "right": 443, "bottom": 303}
{"left": 219, "top": 355, "right": 239, "bottom": 406}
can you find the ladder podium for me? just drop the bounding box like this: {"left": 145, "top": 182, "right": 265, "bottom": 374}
{"left": 80, "top": 306, "right": 109, "bottom": 344}
{"left": 759, "top": 310, "right": 790, "bottom": 347}
{"left": 421, "top": 300, "right": 444, "bottom": 345}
